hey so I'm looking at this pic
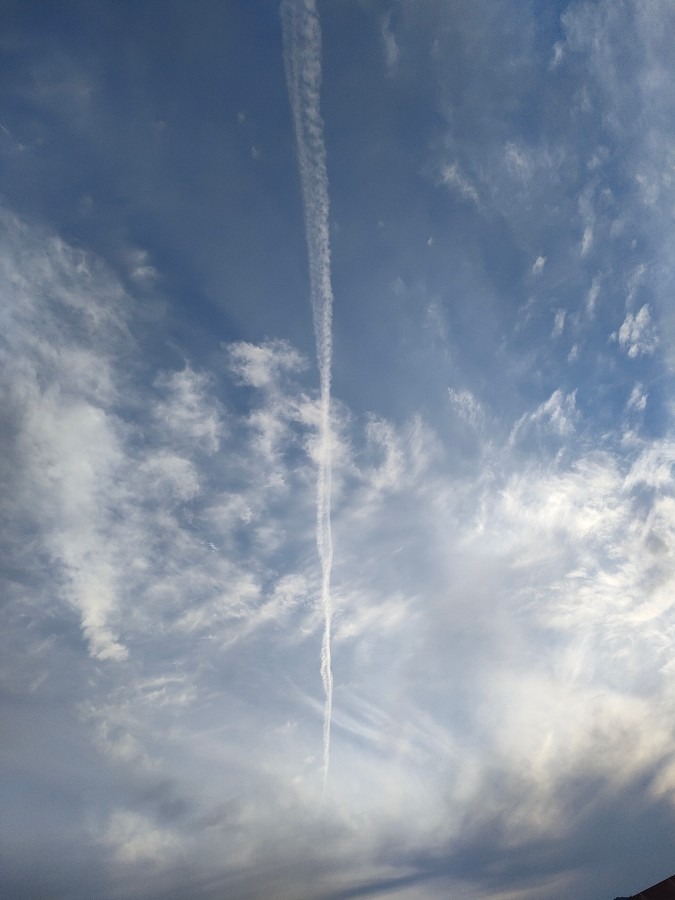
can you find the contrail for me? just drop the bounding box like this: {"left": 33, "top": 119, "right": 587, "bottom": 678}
{"left": 281, "top": 0, "right": 334, "bottom": 794}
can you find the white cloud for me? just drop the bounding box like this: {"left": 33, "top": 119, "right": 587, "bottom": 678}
{"left": 102, "top": 811, "right": 184, "bottom": 866}
{"left": 126, "top": 247, "right": 158, "bottom": 284}
{"left": 137, "top": 451, "right": 201, "bottom": 502}
{"left": 626, "top": 264, "right": 647, "bottom": 306}
{"left": 578, "top": 188, "right": 595, "bottom": 258}
{"left": 549, "top": 40, "right": 565, "bottom": 69}
{"left": 499, "top": 140, "right": 566, "bottom": 193}
{"left": 363, "top": 416, "right": 405, "bottom": 491}
{"left": 510, "top": 389, "right": 578, "bottom": 443}
{"left": 5, "top": 0, "right": 675, "bottom": 889}
{"left": 228, "top": 339, "right": 306, "bottom": 388}
{"left": 1, "top": 211, "right": 130, "bottom": 661}
{"left": 531, "top": 255, "right": 546, "bottom": 276}
{"left": 424, "top": 300, "right": 449, "bottom": 347}
{"left": 448, "top": 387, "right": 484, "bottom": 429}
{"left": 381, "top": 11, "right": 399, "bottom": 74}
{"left": 504, "top": 141, "right": 535, "bottom": 181}
{"left": 0, "top": 208, "right": 327, "bottom": 670}
{"left": 580, "top": 224, "right": 593, "bottom": 256}
{"left": 624, "top": 441, "right": 675, "bottom": 491}
{"left": 7, "top": 199, "right": 675, "bottom": 895}
{"left": 586, "top": 277, "right": 600, "bottom": 316}
{"left": 626, "top": 383, "right": 647, "bottom": 413}
{"left": 441, "top": 162, "right": 480, "bottom": 206}
{"left": 154, "top": 366, "right": 224, "bottom": 454}
{"left": 617, "top": 304, "right": 658, "bottom": 357}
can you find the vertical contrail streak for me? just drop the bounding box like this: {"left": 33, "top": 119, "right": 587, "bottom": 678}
{"left": 281, "top": 0, "right": 334, "bottom": 794}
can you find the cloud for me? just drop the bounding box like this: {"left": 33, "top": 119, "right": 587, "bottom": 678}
{"left": 282, "top": 0, "right": 337, "bottom": 791}
{"left": 0, "top": 204, "right": 325, "bottom": 672}
{"left": 549, "top": 40, "right": 565, "bottom": 70}
{"left": 126, "top": 248, "right": 159, "bottom": 285}
{"left": 440, "top": 162, "right": 480, "bottom": 207}
{"left": 1, "top": 210, "right": 129, "bottom": 661}
{"left": 381, "top": 12, "right": 400, "bottom": 75}
{"left": 228, "top": 339, "right": 306, "bottom": 389}
{"left": 580, "top": 224, "right": 593, "bottom": 256}
{"left": 5, "top": 203, "right": 675, "bottom": 899}
{"left": 5, "top": 1, "right": 675, "bottom": 897}
{"left": 626, "top": 383, "right": 647, "bottom": 413}
{"left": 617, "top": 304, "right": 658, "bottom": 357}
{"left": 448, "top": 388, "right": 484, "bottom": 429}
{"left": 578, "top": 188, "right": 595, "bottom": 257}
{"left": 154, "top": 366, "right": 224, "bottom": 454}
{"left": 504, "top": 141, "right": 536, "bottom": 182}
{"left": 586, "top": 277, "right": 600, "bottom": 316}
{"left": 102, "top": 811, "right": 184, "bottom": 866}
{"left": 531, "top": 255, "right": 546, "bottom": 276}
{"left": 510, "top": 389, "right": 578, "bottom": 443}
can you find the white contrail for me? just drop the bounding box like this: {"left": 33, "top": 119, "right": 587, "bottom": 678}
{"left": 281, "top": 0, "right": 334, "bottom": 794}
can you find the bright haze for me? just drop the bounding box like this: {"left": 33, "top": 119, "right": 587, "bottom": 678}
{"left": 2, "top": 2, "right": 675, "bottom": 899}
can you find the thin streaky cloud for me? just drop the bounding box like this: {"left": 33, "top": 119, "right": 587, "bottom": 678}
{"left": 281, "top": 0, "right": 335, "bottom": 794}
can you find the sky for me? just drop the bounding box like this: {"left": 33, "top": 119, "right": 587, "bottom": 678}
{"left": 2, "top": 1, "right": 675, "bottom": 898}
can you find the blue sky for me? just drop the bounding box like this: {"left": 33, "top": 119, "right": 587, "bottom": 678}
{"left": 2, "top": 1, "right": 675, "bottom": 898}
